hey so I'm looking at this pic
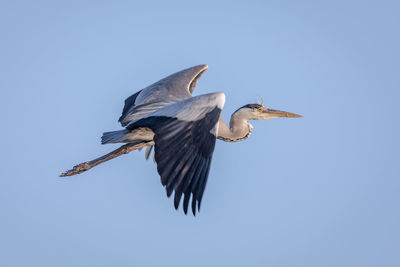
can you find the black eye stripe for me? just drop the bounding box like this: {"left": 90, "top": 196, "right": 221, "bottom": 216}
{"left": 243, "top": 104, "right": 262, "bottom": 109}
{"left": 234, "top": 103, "right": 263, "bottom": 113}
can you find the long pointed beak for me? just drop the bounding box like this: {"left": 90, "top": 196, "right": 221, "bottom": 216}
{"left": 262, "top": 108, "right": 303, "bottom": 118}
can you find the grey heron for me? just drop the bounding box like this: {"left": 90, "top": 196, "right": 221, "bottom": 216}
{"left": 61, "top": 64, "right": 302, "bottom": 215}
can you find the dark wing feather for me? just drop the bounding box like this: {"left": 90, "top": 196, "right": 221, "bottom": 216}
{"left": 129, "top": 106, "right": 221, "bottom": 215}
{"left": 119, "top": 89, "right": 142, "bottom": 124}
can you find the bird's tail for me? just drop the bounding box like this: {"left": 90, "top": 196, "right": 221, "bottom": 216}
{"left": 101, "top": 129, "right": 130, "bottom": 144}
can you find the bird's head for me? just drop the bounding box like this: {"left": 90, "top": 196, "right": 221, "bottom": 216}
{"left": 234, "top": 103, "right": 302, "bottom": 121}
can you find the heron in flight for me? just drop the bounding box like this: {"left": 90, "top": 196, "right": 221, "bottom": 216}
{"left": 61, "top": 65, "right": 302, "bottom": 215}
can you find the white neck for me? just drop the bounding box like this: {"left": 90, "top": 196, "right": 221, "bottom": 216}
{"left": 217, "top": 113, "right": 253, "bottom": 142}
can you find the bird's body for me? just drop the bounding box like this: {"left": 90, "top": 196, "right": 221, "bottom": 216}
{"left": 62, "top": 64, "right": 302, "bottom": 215}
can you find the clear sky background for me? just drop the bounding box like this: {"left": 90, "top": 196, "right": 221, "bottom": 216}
{"left": 1, "top": 1, "right": 399, "bottom": 266}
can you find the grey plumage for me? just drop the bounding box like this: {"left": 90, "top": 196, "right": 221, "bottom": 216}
{"left": 124, "top": 93, "right": 224, "bottom": 215}
{"left": 116, "top": 64, "right": 209, "bottom": 165}
{"left": 118, "top": 64, "right": 208, "bottom": 126}
{"left": 101, "top": 129, "right": 130, "bottom": 144}
{"left": 99, "top": 64, "right": 302, "bottom": 215}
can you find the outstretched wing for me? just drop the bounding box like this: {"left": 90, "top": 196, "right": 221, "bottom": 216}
{"left": 127, "top": 93, "right": 225, "bottom": 215}
{"left": 119, "top": 64, "right": 208, "bottom": 126}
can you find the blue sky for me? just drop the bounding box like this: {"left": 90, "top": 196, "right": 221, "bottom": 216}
{"left": 1, "top": 1, "right": 399, "bottom": 266}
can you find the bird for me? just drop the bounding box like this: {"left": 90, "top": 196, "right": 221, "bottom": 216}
{"left": 61, "top": 64, "right": 302, "bottom": 215}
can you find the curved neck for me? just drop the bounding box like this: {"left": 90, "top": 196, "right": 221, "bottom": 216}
{"left": 217, "top": 113, "right": 253, "bottom": 142}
